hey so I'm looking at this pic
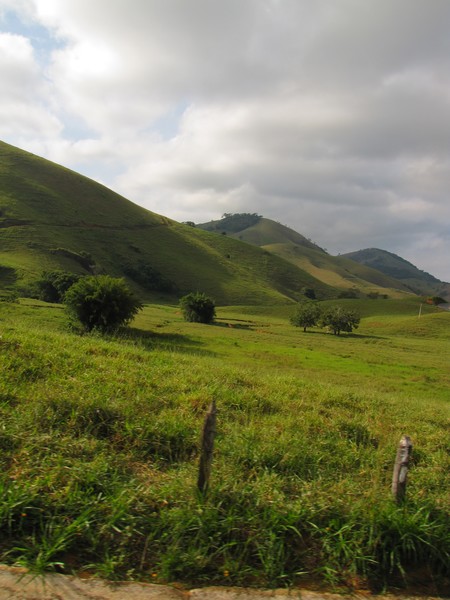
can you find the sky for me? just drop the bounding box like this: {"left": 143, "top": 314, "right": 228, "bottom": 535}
{"left": 1, "top": 0, "right": 449, "bottom": 281}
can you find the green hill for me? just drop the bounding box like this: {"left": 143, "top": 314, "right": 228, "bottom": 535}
{"left": 198, "top": 213, "right": 324, "bottom": 251}
{"left": 0, "top": 141, "right": 335, "bottom": 304}
{"left": 198, "top": 214, "right": 413, "bottom": 299}
{"left": 342, "top": 248, "right": 450, "bottom": 300}
{"left": 264, "top": 244, "right": 417, "bottom": 298}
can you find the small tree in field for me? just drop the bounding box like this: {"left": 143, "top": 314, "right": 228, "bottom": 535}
{"left": 320, "top": 306, "right": 360, "bottom": 335}
{"left": 290, "top": 302, "right": 321, "bottom": 332}
{"left": 65, "top": 275, "right": 142, "bottom": 333}
{"left": 180, "top": 292, "right": 215, "bottom": 324}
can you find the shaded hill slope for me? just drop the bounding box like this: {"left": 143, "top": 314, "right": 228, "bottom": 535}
{"left": 0, "top": 141, "right": 334, "bottom": 304}
{"left": 343, "top": 248, "right": 450, "bottom": 300}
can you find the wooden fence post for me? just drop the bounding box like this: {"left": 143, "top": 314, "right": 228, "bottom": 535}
{"left": 391, "top": 435, "right": 412, "bottom": 503}
{"left": 197, "top": 400, "right": 217, "bottom": 495}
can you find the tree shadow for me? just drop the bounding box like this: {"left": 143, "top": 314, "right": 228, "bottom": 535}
{"left": 299, "top": 329, "right": 387, "bottom": 340}
{"left": 213, "top": 319, "right": 254, "bottom": 330}
{"left": 117, "top": 326, "right": 218, "bottom": 357}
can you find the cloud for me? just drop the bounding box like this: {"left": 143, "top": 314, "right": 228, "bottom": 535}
{"left": 0, "top": 31, "right": 62, "bottom": 137}
{"left": 1, "top": 0, "right": 450, "bottom": 280}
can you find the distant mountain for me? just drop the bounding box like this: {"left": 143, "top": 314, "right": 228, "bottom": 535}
{"left": 342, "top": 248, "right": 450, "bottom": 300}
{"left": 197, "top": 214, "right": 414, "bottom": 299}
{"left": 0, "top": 141, "right": 336, "bottom": 305}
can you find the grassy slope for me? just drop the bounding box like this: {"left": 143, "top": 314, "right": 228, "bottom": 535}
{"left": 0, "top": 297, "right": 448, "bottom": 591}
{"left": 198, "top": 215, "right": 413, "bottom": 298}
{"left": 0, "top": 141, "right": 334, "bottom": 304}
{"left": 264, "top": 243, "right": 413, "bottom": 298}
{"left": 230, "top": 218, "right": 323, "bottom": 250}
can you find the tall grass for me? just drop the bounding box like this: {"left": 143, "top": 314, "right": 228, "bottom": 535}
{"left": 0, "top": 299, "right": 448, "bottom": 592}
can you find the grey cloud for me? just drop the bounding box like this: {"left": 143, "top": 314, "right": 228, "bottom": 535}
{"left": 1, "top": 0, "right": 450, "bottom": 281}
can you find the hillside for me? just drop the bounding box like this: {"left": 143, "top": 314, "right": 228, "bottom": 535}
{"left": 198, "top": 213, "right": 324, "bottom": 251}
{"left": 198, "top": 214, "right": 413, "bottom": 299}
{"left": 0, "top": 141, "right": 334, "bottom": 304}
{"left": 343, "top": 248, "right": 450, "bottom": 300}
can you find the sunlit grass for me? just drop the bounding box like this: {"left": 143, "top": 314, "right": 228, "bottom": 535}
{"left": 0, "top": 298, "right": 448, "bottom": 591}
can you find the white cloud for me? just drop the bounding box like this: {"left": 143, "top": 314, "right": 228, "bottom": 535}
{"left": 1, "top": 0, "right": 450, "bottom": 281}
{"left": 0, "top": 32, "right": 62, "bottom": 137}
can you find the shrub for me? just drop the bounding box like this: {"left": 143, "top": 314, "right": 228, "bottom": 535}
{"left": 50, "top": 247, "right": 95, "bottom": 270}
{"left": 301, "top": 287, "right": 316, "bottom": 299}
{"left": 338, "top": 288, "right": 358, "bottom": 299}
{"left": 37, "top": 270, "right": 81, "bottom": 303}
{"left": 123, "top": 262, "right": 176, "bottom": 293}
{"left": 426, "top": 296, "right": 446, "bottom": 305}
{"left": 65, "top": 275, "right": 142, "bottom": 333}
{"left": 179, "top": 292, "right": 216, "bottom": 324}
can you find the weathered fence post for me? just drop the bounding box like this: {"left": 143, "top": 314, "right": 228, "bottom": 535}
{"left": 197, "top": 400, "right": 217, "bottom": 495}
{"left": 391, "top": 435, "right": 412, "bottom": 503}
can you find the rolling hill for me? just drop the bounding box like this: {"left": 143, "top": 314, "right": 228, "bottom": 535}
{"left": 0, "top": 141, "right": 336, "bottom": 305}
{"left": 342, "top": 248, "right": 450, "bottom": 300}
{"left": 197, "top": 214, "right": 415, "bottom": 299}
{"left": 198, "top": 212, "right": 324, "bottom": 251}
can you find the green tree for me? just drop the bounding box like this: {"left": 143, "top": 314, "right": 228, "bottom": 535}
{"left": 290, "top": 302, "right": 321, "bottom": 332}
{"left": 65, "top": 275, "right": 142, "bottom": 333}
{"left": 37, "top": 271, "right": 81, "bottom": 303}
{"left": 301, "top": 287, "right": 316, "bottom": 300}
{"left": 320, "top": 306, "right": 360, "bottom": 335}
{"left": 180, "top": 292, "right": 216, "bottom": 324}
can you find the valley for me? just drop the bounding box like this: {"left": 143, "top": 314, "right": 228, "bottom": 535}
{"left": 0, "top": 141, "right": 449, "bottom": 593}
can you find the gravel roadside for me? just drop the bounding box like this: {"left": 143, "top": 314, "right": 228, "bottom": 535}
{"left": 0, "top": 567, "right": 445, "bottom": 600}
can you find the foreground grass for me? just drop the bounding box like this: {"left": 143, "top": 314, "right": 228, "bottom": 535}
{"left": 0, "top": 299, "right": 448, "bottom": 592}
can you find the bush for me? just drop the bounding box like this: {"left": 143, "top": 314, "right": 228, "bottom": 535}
{"left": 37, "top": 270, "right": 81, "bottom": 303}
{"left": 50, "top": 247, "right": 95, "bottom": 270}
{"left": 338, "top": 288, "right": 358, "bottom": 299}
{"left": 301, "top": 287, "right": 316, "bottom": 300}
{"left": 123, "top": 262, "right": 176, "bottom": 293}
{"left": 65, "top": 275, "right": 142, "bottom": 333}
{"left": 426, "top": 296, "right": 446, "bottom": 305}
{"left": 180, "top": 292, "right": 216, "bottom": 324}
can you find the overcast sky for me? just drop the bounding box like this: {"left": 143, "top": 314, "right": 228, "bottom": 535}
{"left": 1, "top": 0, "right": 449, "bottom": 281}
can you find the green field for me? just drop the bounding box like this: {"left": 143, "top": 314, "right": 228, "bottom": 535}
{"left": 0, "top": 297, "right": 448, "bottom": 593}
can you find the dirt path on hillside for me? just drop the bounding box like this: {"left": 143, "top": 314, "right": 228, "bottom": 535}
{"left": 0, "top": 566, "right": 444, "bottom": 600}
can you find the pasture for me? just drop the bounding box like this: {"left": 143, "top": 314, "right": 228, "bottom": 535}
{"left": 0, "top": 297, "right": 448, "bottom": 592}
